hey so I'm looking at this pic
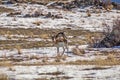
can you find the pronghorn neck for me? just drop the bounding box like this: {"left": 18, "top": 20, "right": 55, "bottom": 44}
{"left": 51, "top": 32, "right": 67, "bottom": 44}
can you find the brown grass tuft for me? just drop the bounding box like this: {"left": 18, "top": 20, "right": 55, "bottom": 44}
{"left": 86, "top": 10, "right": 91, "bottom": 17}
{"left": 30, "top": 55, "right": 40, "bottom": 60}
{"left": 32, "top": 21, "right": 42, "bottom": 26}
{"left": 0, "top": 60, "right": 13, "bottom": 67}
{"left": 0, "top": 73, "right": 8, "bottom": 80}
{"left": 67, "top": 57, "right": 120, "bottom": 66}
{"left": 61, "top": 54, "right": 68, "bottom": 60}
{"left": 42, "top": 55, "right": 49, "bottom": 63}
{"left": 0, "top": 7, "right": 14, "bottom": 13}
{"left": 72, "top": 45, "right": 85, "bottom": 55}
{"left": 39, "top": 71, "right": 64, "bottom": 75}
{"left": 105, "top": 4, "right": 113, "bottom": 11}
{"left": 35, "top": 78, "right": 48, "bottom": 80}
{"left": 54, "top": 54, "right": 62, "bottom": 62}
{"left": 16, "top": 45, "right": 22, "bottom": 55}
{"left": 8, "top": 67, "right": 15, "bottom": 71}
{"left": 39, "top": 34, "right": 49, "bottom": 39}
{"left": 107, "top": 53, "right": 116, "bottom": 61}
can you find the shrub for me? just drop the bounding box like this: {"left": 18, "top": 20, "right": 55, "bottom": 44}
{"left": 92, "top": 18, "right": 120, "bottom": 48}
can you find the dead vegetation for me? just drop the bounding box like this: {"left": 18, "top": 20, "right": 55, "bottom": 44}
{"left": 72, "top": 45, "right": 85, "bottom": 55}
{"left": 93, "top": 18, "right": 120, "bottom": 48}
{"left": 39, "top": 71, "right": 64, "bottom": 75}
{"left": 86, "top": 9, "right": 91, "bottom": 17}
{"left": 16, "top": 45, "right": 22, "bottom": 55}
{"left": 0, "top": 28, "right": 101, "bottom": 50}
{"left": 5, "top": 0, "right": 71, "bottom": 4}
{"left": 67, "top": 56, "right": 120, "bottom": 66}
{"left": 0, "top": 7, "right": 14, "bottom": 13}
{"left": 36, "top": 76, "right": 73, "bottom": 80}
{"left": 70, "top": 48, "right": 120, "bottom": 66}
{"left": 32, "top": 21, "right": 43, "bottom": 26}
{"left": 50, "top": 76, "right": 73, "bottom": 80}
{"left": 35, "top": 78, "right": 48, "bottom": 80}
{"left": 0, "top": 60, "right": 13, "bottom": 67}
{"left": 0, "top": 73, "right": 8, "bottom": 80}
{"left": 0, "top": 49, "right": 119, "bottom": 66}
{"left": 7, "top": 11, "right": 21, "bottom": 17}
{"left": 83, "top": 66, "right": 111, "bottom": 70}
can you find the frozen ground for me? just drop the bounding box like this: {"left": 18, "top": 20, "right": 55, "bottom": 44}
{"left": 0, "top": 46, "right": 120, "bottom": 80}
{"left": 0, "top": 65, "right": 120, "bottom": 80}
{"left": 0, "top": 3, "right": 120, "bottom": 80}
{"left": 0, "top": 4, "right": 120, "bottom": 32}
{"left": 0, "top": 45, "right": 119, "bottom": 62}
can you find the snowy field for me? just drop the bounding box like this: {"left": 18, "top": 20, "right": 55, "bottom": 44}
{"left": 0, "top": 3, "right": 120, "bottom": 31}
{"left": 0, "top": 46, "right": 120, "bottom": 80}
{"left": 0, "top": 65, "right": 120, "bottom": 80}
{"left": 0, "top": 2, "right": 120, "bottom": 80}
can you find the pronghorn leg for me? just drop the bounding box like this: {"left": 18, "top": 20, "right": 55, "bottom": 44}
{"left": 62, "top": 47, "right": 65, "bottom": 55}
{"left": 66, "top": 44, "right": 68, "bottom": 52}
{"left": 57, "top": 46, "right": 59, "bottom": 54}
{"left": 65, "top": 42, "right": 69, "bottom": 54}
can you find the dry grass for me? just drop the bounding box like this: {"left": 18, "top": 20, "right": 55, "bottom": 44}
{"left": 67, "top": 57, "right": 120, "bottom": 66}
{"left": 83, "top": 66, "right": 111, "bottom": 70}
{"left": 12, "top": 0, "right": 70, "bottom": 4}
{"left": 50, "top": 76, "right": 73, "bottom": 80}
{"left": 54, "top": 54, "right": 62, "bottom": 62}
{"left": 16, "top": 45, "right": 22, "bottom": 55}
{"left": 0, "top": 52, "right": 119, "bottom": 66}
{"left": 0, "top": 28, "right": 76, "bottom": 49}
{"left": 107, "top": 53, "right": 117, "bottom": 61}
{"left": 86, "top": 10, "right": 91, "bottom": 17}
{"left": 30, "top": 55, "right": 40, "bottom": 60}
{"left": 42, "top": 55, "right": 49, "bottom": 63}
{"left": 54, "top": 54, "right": 68, "bottom": 62}
{"left": 0, "top": 28, "right": 101, "bottom": 50}
{"left": 72, "top": 46, "right": 85, "bottom": 55}
{"left": 0, "top": 60, "right": 13, "bottom": 67}
{"left": 0, "top": 7, "right": 14, "bottom": 13}
{"left": 104, "top": 4, "right": 113, "bottom": 11}
{"left": 35, "top": 78, "right": 48, "bottom": 80}
{"left": 39, "top": 34, "right": 49, "bottom": 39}
{"left": 36, "top": 76, "right": 73, "bottom": 80}
{"left": 32, "top": 21, "right": 42, "bottom": 26}
{"left": 8, "top": 67, "right": 16, "bottom": 71}
{"left": 61, "top": 54, "right": 68, "bottom": 60}
{"left": 39, "top": 71, "right": 64, "bottom": 75}
{"left": 0, "top": 73, "right": 8, "bottom": 80}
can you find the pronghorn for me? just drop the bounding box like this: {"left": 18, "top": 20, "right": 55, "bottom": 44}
{"left": 51, "top": 32, "right": 68, "bottom": 55}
